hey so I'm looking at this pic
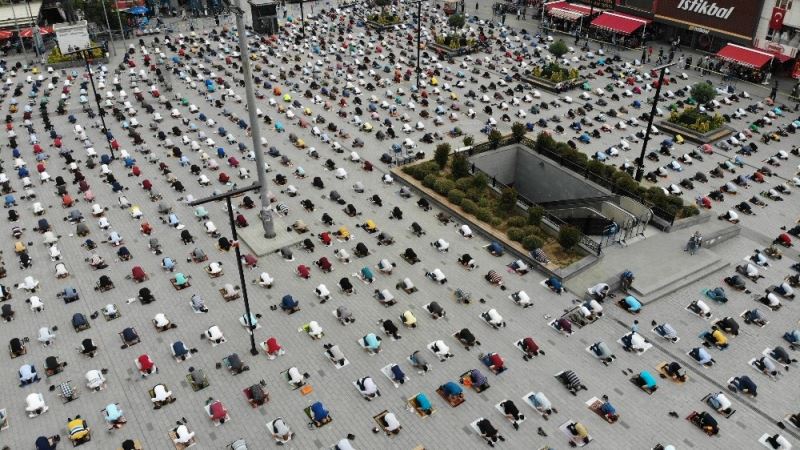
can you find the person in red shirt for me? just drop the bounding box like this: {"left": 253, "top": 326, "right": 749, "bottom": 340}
{"left": 140, "top": 222, "right": 153, "bottom": 235}
{"left": 297, "top": 265, "right": 311, "bottom": 279}
{"left": 219, "top": 172, "right": 230, "bottom": 184}
{"left": 520, "top": 337, "right": 544, "bottom": 360}
{"left": 130, "top": 166, "right": 141, "bottom": 177}
{"left": 141, "top": 179, "right": 152, "bottom": 191}
{"left": 236, "top": 213, "right": 248, "bottom": 228}
{"left": 209, "top": 400, "right": 227, "bottom": 423}
{"left": 482, "top": 352, "right": 505, "bottom": 373}
{"left": 137, "top": 354, "right": 156, "bottom": 377}
{"left": 315, "top": 257, "right": 332, "bottom": 273}
{"left": 131, "top": 266, "right": 147, "bottom": 282}
{"left": 320, "top": 232, "right": 332, "bottom": 246}
{"left": 264, "top": 337, "right": 284, "bottom": 360}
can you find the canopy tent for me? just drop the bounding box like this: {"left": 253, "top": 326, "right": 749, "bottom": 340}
{"left": 544, "top": 0, "right": 595, "bottom": 21}
{"left": 19, "top": 26, "right": 52, "bottom": 38}
{"left": 716, "top": 44, "right": 774, "bottom": 69}
{"left": 590, "top": 11, "right": 651, "bottom": 35}
{"left": 0, "top": 1, "right": 42, "bottom": 30}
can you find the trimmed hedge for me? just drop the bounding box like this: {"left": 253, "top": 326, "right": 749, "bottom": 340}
{"left": 422, "top": 173, "right": 438, "bottom": 189}
{"left": 433, "top": 178, "right": 456, "bottom": 196}
{"left": 506, "top": 216, "right": 527, "bottom": 228}
{"left": 522, "top": 234, "right": 544, "bottom": 251}
{"left": 448, "top": 189, "right": 465, "bottom": 205}
{"left": 461, "top": 198, "right": 479, "bottom": 215}
{"left": 558, "top": 225, "right": 582, "bottom": 250}
{"left": 476, "top": 208, "right": 493, "bottom": 223}
{"left": 527, "top": 205, "right": 545, "bottom": 225}
{"left": 507, "top": 227, "right": 526, "bottom": 242}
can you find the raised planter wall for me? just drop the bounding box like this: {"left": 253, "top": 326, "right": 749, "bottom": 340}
{"left": 521, "top": 75, "right": 584, "bottom": 93}
{"left": 657, "top": 120, "right": 734, "bottom": 144}
{"left": 429, "top": 42, "right": 478, "bottom": 57}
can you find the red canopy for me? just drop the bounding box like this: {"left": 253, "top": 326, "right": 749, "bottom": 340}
{"left": 716, "top": 44, "right": 774, "bottom": 69}
{"left": 0, "top": 30, "right": 12, "bottom": 40}
{"left": 590, "top": 12, "right": 650, "bottom": 35}
{"left": 19, "top": 26, "right": 53, "bottom": 38}
{"left": 544, "top": 0, "right": 595, "bottom": 21}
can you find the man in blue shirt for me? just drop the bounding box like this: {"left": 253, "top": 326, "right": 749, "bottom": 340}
{"left": 310, "top": 401, "right": 330, "bottom": 426}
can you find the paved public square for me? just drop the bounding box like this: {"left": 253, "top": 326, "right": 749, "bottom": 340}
{"left": 1, "top": 2, "right": 799, "bottom": 449}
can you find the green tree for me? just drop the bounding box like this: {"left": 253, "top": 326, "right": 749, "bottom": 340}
{"left": 451, "top": 154, "right": 470, "bottom": 179}
{"left": 511, "top": 122, "right": 526, "bottom": 142}
{"left": 471, "top": 172, "right": 488, "bottom": 191}
{"left": 548, "top": 39, "right": 569, "bottom": 59}
{"left": 488, "top": 129, "right": 503, "bottom": 147}
{"left": 463, "top": 135, "right": 474, "bottom": 147}
{"left": 434, "top": 143, "right": 451, "bottom": 169}
{"left": 690, "top": 82, "right": 717, "bottom": 104}
{"left": 558, "top": 225, "right": 582, "bottom": 250}
{"left": 498, "top": 187, "right": 518, "bottom": 214}
{"left": 527, "top": 205, "right": 545, "bottom": 225}
{"left": 448, "top": 13, "right": 465, "bottom": 31}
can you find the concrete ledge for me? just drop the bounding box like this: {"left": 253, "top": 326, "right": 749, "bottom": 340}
{"left": 656, "top": 209, "right": 712, "bottom": 233}
{"left": 701, "top": 224, "right": 741, "bottom": 249}
{"left": 237, "top": 216, "right": 303, "bottom": 257}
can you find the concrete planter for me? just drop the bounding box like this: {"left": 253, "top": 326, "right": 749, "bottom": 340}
{"left": 365, "top": 20, "right": 401, "bottom": 32}
{"left": 429, "top": 42, "right": 478, "bottom": 57}
{"left": 48, "top": 57, "right": 109, "bottom": 70}
{"left": 521, "top": 74, "right": 583, "bottom": 93}
{"left": 657, "top": 120, "right": 734, "bottom": 144}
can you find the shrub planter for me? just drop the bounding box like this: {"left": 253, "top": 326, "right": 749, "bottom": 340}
{"left": 429, "top": 42, "right": 478, "bottom": 57}
{"left": 521, "top": 75, "right": 584, "bottom": 93}
{"left": 366, "top": 20, "right": 401, "bottom": 32}
{"left": 48, "top": 57, "right": 110, "bottom": 70}
{"left": 657, "top": 120, "right": 734, "bottom": 144}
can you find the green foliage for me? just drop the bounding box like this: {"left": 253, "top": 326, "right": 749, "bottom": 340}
{"left": 548, "top": 39, "right": 569, "bottom": 58}
{"left": 507, "top": 227, "right": 526, "bottom": 241}
{"left": 466, "top": 188, "right": 483, "bottom": 202}
{"left": 488, "top": 129, "right": 503, "bottom": 145}
{"left": 476, "top": 208, "right": 493, "bottom": 223}
{"left": 498, "top": 187, "right": 518, "bottom": 213}
{"left": 463, "top": 135, "right": 475, "bottom": 147}
{"left": 511, "top": 122, "right": 527, "bottom": 142}
{"left": 558, "top": 225, "right": 582, "bottom": 250}
{"left": 489, "top": 217, "right": 503, "bottom": 227}
{"left": 47, "top": 44, "right": 105, "bottom": 64}
{"left": 522, "top": 234, "right": 544, "bottom": 251}
{"left": 461, "top": 198, "right": 478, "bottom": 215}
{"left": 690, "top": 82, "right": 717, "bottom": 104}
{"left": 471, "top": 173, "right": 488, "bottom": 191}
{"left": 447, "top": 13, "right": 466, "bottom": 30}
{"left": 433, "top": 178, "right": 456, "bottom": 196}
{"left": 667, "top": 107, "right": 722, "bottom": 133}
{"left": 434, "top": 143, "right": 451, "bottom": 169}
{"left": 527, "top": 205, "right": 545, "bottom": 225}
{"left": 506, "top": 216, "right": 527, "bottom": 228}
{"left": 422, "top": 173, "right": 438, "bottom": 189}
{"left": 451, "top": 154, "right": 470, "bottom": 180}
{"left": 447, "top": 189, "right": 465, "bottom": 205}
{"left": 455, "top": 177, "right": 473, "bottom": 192}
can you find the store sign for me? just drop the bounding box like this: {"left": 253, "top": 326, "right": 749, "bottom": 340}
{"left": 655, "top": 0, "right": 763, "bottom": 40}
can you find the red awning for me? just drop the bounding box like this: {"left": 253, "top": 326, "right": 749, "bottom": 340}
{"left": 544, "top": 0, "right": 596, "bottom": 20}
{"left": 716, "top": 44, "right": 774, "bottom": 69}
{"left": 590, "top": 12, "right": 651, "bottom": 35}
{"left": 772, "top": 52, "right": 793, "bottom": 63}
{"left": 0, "top": 30, "right": 12, "bottom": 40}
{"left": 19, "top": 27, "right": 51, "bottom": 38}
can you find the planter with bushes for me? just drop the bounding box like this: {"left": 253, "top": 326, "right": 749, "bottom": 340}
{"left": 522, "top": 62, "right": 584, "bottom": 93}
{"left": 366, "top": 14, "right": 402, "bottom": 31}
{"left": 659, "top": 107, "right": 733, "bottom": 143}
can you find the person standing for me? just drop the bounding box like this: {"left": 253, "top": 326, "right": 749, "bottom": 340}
{"left": 771, "top": 80, "right": 779, "bottom": 99}
{"left": 502, "top": 14, "right": 506, "bottom": 25}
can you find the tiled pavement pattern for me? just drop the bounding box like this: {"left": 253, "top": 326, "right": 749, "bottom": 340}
{"left": 0, "top": 3, "right": 799, "bottom": 449}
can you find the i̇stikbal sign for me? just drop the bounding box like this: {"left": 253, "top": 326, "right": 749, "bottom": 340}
{"left": 655, "top": 0, "right": 764, "bottom": 41}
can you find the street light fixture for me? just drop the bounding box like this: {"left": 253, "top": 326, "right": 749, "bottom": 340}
{"left": 634, "top": 62, "right": 676, "bottom": 182}
{"left": 190, "top": 184, "right": 263, "bottom": 356}
{"left": 230, "top": 0, "right": 276, "bottom": 238}
{"left": 64, "top": 46, "right": 116, "bottom": 160}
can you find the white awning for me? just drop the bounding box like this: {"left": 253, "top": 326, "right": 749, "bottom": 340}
{"left": 0, "top": 2, "right": 42, "bottom": 30}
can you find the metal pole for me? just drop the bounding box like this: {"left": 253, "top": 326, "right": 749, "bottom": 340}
{"left": 226, "top": 196, "right": 259, "bottom": 356}
{"left": 24, "top": 0, "right": 40, "bottom": 58}
{"left": 232, "top": 0, "right": 276, "bottom": 238}
{"left": 635, "top": 63, "right": 674, "bottom": 182}
{"left": 640, "top": 23, "right": 646, "bottom": 63}
{"left": 10, "top": 3, "right": 27, "bottom": 56}
{"left": 115, "top": 2, "right": 127, "bottom": 45}
{"left": 100, "top": 0, "right": 118, "bottom": 56}
{"left": 415, "top": 0, "right": 421, "bottom": 88}
{"left": 84, "top": 50, "right": 116, "bottom": 159}
{"left": 300, "top": 0, "right": 305, "bottom": 37}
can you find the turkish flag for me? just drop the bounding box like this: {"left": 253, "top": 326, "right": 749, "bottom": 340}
{"left": 770, "top": 7, "right": 786, "bottom": 31}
